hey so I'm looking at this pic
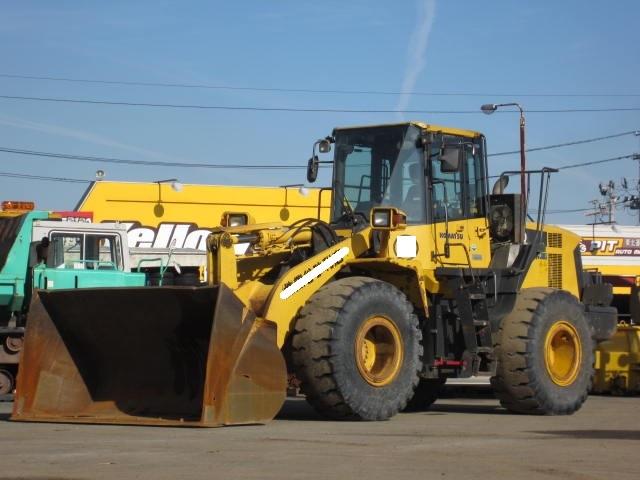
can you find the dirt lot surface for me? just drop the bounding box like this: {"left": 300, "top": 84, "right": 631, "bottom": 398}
{"left": 0, "top": 395, "right": 637, "bottom": 480}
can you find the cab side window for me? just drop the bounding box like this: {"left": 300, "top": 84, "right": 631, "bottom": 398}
{"left": 430, "top": 149, "right": 464, "bottom": 222}
{"left": 465, "top": 147, "right": 485, "bottom": 218}
{"left": 46, "top": 233, "right": 121, "bottom": 269}
{"left": 85, "top": 234, "right": 120, "bottom": 269}
{"left": 429, "top": 138, "right": 485, "bottom": 223}
{"left": 48, "top": 234, "right": 82, "bottom": 268}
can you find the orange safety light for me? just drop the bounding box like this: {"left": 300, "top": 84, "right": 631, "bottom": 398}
{"left": 2, "top": 200, "right": 35, "bottom": 211}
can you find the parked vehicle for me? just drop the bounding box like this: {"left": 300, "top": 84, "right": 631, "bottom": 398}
{"left": 561, "top": 224, "right": 640, "bottom": 394}
{"left": 13, "top": 122, "right": 617, "bottom": 426}
{"left": 0, "top": 205, "right": 200, "bottom": 395}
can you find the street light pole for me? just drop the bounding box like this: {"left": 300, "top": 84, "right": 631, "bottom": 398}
{"left": 635, "top": 131, "right": 640, "bottom": 225}
{"left": 481, "top": 102, "right": 527, "bottom": 220}
{"left": 153, "top": 178, "right": 183, "bottom": 217}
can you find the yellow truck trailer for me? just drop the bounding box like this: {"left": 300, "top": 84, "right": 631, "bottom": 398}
{"left": 75, "top": 180, "right": 331, "bottom": 250}
{"left": 561, "top": 224, "right": 640, "bottom": 394}
{"left": 75, "top": 180, "right": 332, "bottom": 283}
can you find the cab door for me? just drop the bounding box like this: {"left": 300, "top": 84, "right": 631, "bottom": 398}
{"left": 464, "top": 144, "right": 491, "bottom": 268}
{"left": 429, "top": 149, "right": 470, "bottom": 266}
{"left": 429, "top": 139, "right": 490, "bottom": 268}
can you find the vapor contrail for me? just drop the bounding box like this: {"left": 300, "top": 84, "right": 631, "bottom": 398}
{"left": 396, "top": 0, "right": 437, "bottom": 119}
{"left": 0, "top": 113, "right": 172, "bottom": 160}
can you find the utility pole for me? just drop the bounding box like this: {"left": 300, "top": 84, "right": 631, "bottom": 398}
{"left": 635, "top": 131, "right": 640, "bottom": 225}
{"left": 608, "top": 188, "right": 616, "bottom": 224}
{"left": 595, "top": 180, "right": 618, "bottom": 224}
{"left": 585, "top": 199, "right": 605, "bottom": 223}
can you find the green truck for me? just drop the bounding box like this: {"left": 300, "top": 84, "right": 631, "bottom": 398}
{"left": 0, "top": 210, "right": 150, "bottom": 395}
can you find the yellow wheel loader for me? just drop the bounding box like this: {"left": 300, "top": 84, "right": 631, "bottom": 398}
{"left": 557, "top": 224, "right": 640, "bottom": 394}
{"left": 12, "top": 122, "right": 617, "bottom": 426}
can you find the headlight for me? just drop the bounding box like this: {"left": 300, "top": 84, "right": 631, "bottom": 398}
{"left": 372, "top": 210, "right": 391, "bottom": 228}
{"left": 370, "top": 207, "right": 407, "bottom": 230}
{"left": 228, "top": 214, "right": 248, "bottom": 227}
{"left": 222, "top": 212, "right": 249, "bottom": 227}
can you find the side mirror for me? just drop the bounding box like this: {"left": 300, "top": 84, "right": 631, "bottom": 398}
{"left": 307, "top": 136, "right": 333, "bottom": 183}
{"left": 318, "top": 139, "right": 332, "bottom": 154}
{"left": 307, "top": 155, "right": 319, "bottom": 183}
{"left": 440, "top": 146, "right": 461, "bottom": 173}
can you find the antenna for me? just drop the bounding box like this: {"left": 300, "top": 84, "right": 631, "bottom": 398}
{"left": 598, "top": 182, "right": 607, "bottom": 196}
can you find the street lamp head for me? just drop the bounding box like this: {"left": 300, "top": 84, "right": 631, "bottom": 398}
{"left": 481, "top": 104, "right": 498, "bottom": 115}
{"left": 154, "top": 178, "right": 182, "bottom": 192}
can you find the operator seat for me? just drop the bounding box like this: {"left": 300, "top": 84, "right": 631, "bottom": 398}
{"left": 401, "top": 163, "right": 425, "bottom": 222}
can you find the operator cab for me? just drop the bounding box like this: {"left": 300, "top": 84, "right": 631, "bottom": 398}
{"left": 308, "top": 122, "right": 491, "bottom": 267}
{"left": 326, "top": 123, "right": 487, "bottom": 229}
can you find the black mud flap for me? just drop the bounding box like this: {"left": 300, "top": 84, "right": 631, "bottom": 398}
{"left": 585, "top": 305, "right": 618, "bottom": 343}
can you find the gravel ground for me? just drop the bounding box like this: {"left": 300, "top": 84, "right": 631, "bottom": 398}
{"left": 0, "top": 394, "right": 637, "bottom": 480}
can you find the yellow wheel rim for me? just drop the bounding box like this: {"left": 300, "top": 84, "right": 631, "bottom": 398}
{"left": 544, "top": 320, "right": 582, "bottom": 386}
{"left": 354, "top": 315, "right": 403, "bottom": 387}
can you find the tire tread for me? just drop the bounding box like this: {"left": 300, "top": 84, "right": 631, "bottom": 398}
{"left": 491, "top": 288, "right": 594, "bottom": 415}
{"left": 291, "top": 277, "right": 421, "bottom": 420}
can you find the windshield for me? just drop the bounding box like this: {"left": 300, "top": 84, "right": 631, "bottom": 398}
{"left": 331, "top": 125, "right": 426, "bottom": 224}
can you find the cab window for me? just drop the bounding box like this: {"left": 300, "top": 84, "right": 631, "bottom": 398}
{"left": 85, "top": 234, "right": 120, "bottom": 269}
{"left": 48, "top": 234, "right": 82, "bottom": 268}
{"left": 47, "top": 233, "right": 121, "bottom": 269}
{"left": 430, "top": 147, "right": 464, "bottom": 222}
{"left": 429, "top": 136, "right": 485, "bottom": 222}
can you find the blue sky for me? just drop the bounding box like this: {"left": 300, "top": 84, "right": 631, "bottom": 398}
{"left": 1, "top": 0, "right": 639, "bottom": 224}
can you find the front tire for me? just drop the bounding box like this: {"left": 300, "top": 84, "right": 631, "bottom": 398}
{"left": 491, "top": 288, "right": 594, "bottom": 415}
{"left": 291, "top": 277, "right": 422, "bottom": 420}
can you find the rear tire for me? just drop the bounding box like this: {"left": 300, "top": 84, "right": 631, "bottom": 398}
{"left": 0, "top": 369, "right": 14, "bottom": 396}
{"left": 291, "top": 277, "right": 422, "bottom": 421}
{"left": 491, "top": 288, "right": 594, "bottom": 415}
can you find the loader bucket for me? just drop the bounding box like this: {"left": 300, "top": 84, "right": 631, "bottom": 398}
{"left": 11, "top": 284, "right": 287, "bottom": 427}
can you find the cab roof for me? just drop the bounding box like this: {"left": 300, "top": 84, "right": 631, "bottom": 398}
{"left": 332, "top": 121, "right": 482, "bottom": 139}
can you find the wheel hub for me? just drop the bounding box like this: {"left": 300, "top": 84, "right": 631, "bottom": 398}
{"left": 544, "top": 320, "right": 582, "bottom": 386}
{"left": 5, "top": 335, "right": 23, "bottom": 354}
{"left": 354, "top": 315, "right": 403, "bottom": 387}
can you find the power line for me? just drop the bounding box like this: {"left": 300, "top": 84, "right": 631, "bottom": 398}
{"left": 489, "top": 154, "right": 636, "bottom": 178}
{"left": 1, "top": 145, "right": 635, "bottom": 176}
{"left": 544, "top": 207, "right": 596, "bottom": 214}
{"left": 2, "top": 73, "right": 640, "bottom": 98}
{"left": 0, "top": 168, "right": 630, "bottom": 217}
{"left": 556, "top": 154, "right": 635, "bottom": 170}
{"left": 537, "top": 196, "right": 636, "bottom": 214}
{"left": 489, "top": 130, "right": 639, "bottom": 157}
{"left": 0, "top": 146, "right": 308, "bottom": 170}
{"left": 0, "top": 170, "right": 89, "bottom": 183}
{"left": 1, "top": 94, "right": 640, "bottom": 114}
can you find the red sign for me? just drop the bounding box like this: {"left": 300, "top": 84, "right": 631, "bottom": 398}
{"left": 54, "top": 211, "right": 93, "bottom": 223}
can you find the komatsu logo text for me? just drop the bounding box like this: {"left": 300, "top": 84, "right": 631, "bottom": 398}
{"left": 439, "top": 232, "right": 464, "bottom": 240}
